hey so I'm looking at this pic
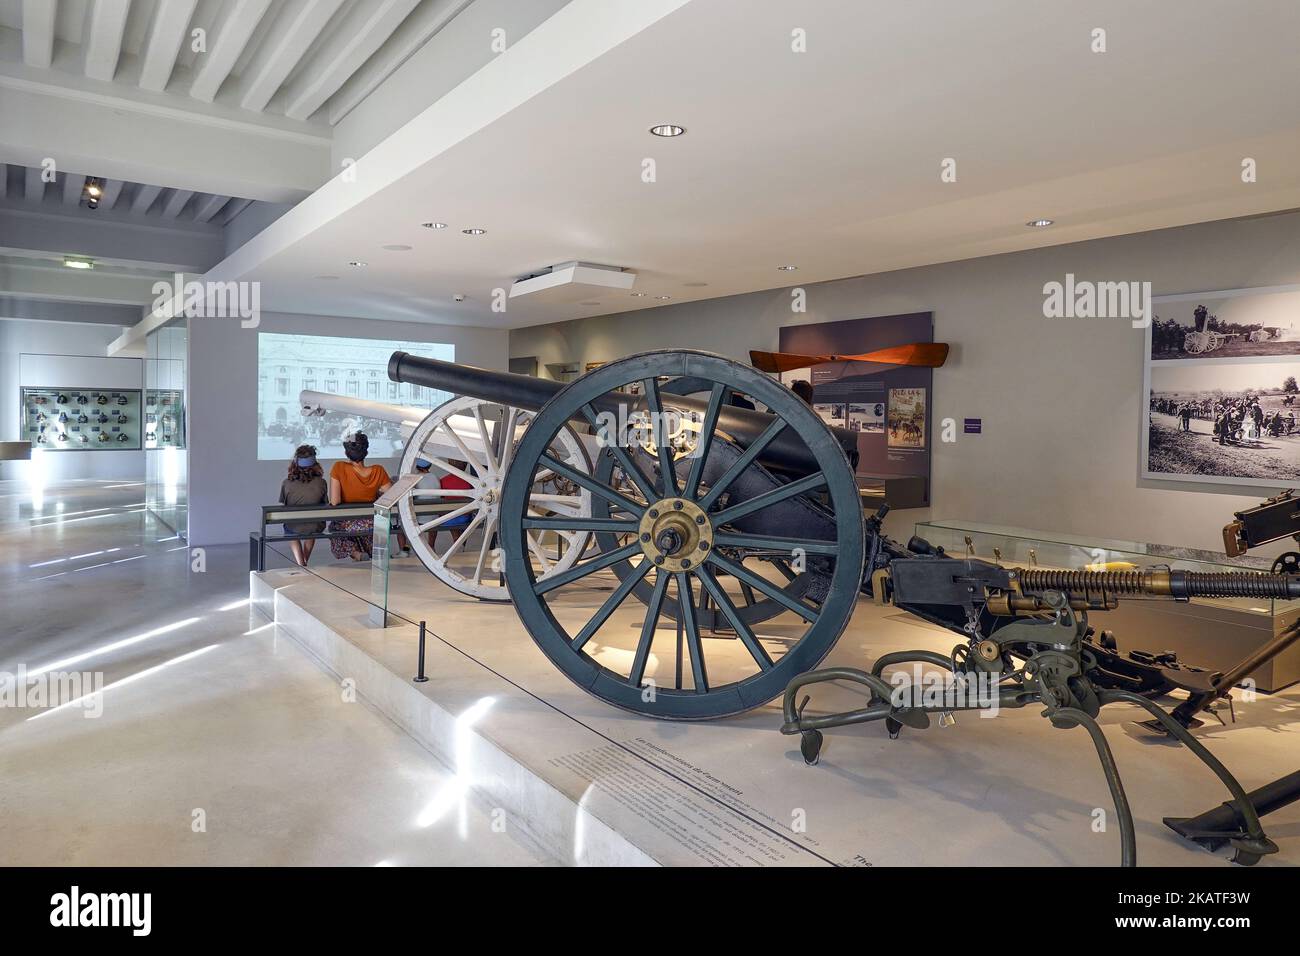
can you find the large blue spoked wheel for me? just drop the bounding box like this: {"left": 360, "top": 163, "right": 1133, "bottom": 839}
{"left": 499, "top": 350, "right": 864, "bottom": 719}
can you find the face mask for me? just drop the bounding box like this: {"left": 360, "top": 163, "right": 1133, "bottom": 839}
{"left": 296, "top": 457, "right": 317, "bottom": 468}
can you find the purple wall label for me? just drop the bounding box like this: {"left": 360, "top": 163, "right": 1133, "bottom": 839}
{"left": 964, "top": 418, "right": 982, "bottom": 434}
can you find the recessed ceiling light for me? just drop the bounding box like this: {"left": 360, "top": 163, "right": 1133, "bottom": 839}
{"left": 650, "top": 124, "right": 685, "bottom": 137}
{"left": 347, "top": 260, "right": 367, "bottom": 267}
{"left": 777, "top": 265, "right": 798, "bottom": 271}
{"left": 655, "top": 295, "right": 671, "bottom": 300}
{"left": 462, "top": 228, "right": 486, "bottom": 235}
{"left": 630, "top": 292, "right": 647, "bottom": 297}
{"left": 1026, "top": 218, "right": 1054, "bottom": 228}
{"left": 63, "top": 257, "right": 94, "bottom": 270}
{"left": 382, "top": 244, "right": 412, "bottom": 251}
{"left": 421, "top": 222, "right": 448, "bottom": 229}
{"left": 86, "top": 183, "right": 102, "bottom": 198}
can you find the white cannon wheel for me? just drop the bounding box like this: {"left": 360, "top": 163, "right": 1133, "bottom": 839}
{"left": 398, "top": 396, "right": 592, "bottom": 600}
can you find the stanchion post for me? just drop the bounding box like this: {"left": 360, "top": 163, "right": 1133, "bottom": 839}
{"left": 414, "top": 620, "right": 429, "bottom": 683}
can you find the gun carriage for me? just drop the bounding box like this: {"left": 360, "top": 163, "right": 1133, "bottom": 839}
{"left": 388, "top": 348, "right": 1300, "bottom": 865}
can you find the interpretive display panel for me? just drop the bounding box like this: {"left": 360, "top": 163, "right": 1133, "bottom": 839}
{"left": 777, "top": 311, "right": 933, "bottom": 503}
{"left": 20, "top": 386, "right": 142, "bottom": 451}
{"left": 1143, "top": 285, "right": 1300, "bottom": 487}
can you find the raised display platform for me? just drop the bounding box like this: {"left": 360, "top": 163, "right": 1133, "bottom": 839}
{"left": 250, "top": 559, "right": 1300, "bottom": 867}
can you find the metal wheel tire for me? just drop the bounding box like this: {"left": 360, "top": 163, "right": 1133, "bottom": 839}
{"left": 498, "top": 349, "right": 864, "bottom": 720}
{"left": 398, "top": 396, "right": 592, "bottom": 601}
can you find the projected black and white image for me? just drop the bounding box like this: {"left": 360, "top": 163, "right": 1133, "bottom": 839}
{"left": 256, "top": 333, "right": 454, "bottom": 460}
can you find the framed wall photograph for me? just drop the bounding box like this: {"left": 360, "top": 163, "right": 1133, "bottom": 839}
{"left": 1141, "top": 284, "right": 1300, "bottom": 487}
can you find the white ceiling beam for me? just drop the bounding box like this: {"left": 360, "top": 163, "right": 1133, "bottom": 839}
{"left": 0, "top": 259, "right": 167, "bottom": 307}
{"left": 138, "top": 0, "right": 199, "bottom": 91}
{"left": 161, "top": 188, "right": 194, "bottom": 218}
{"left": 0, "top": 205, "right": 226, "bottom": 273}
{"left": 239, "top": 0, "right": 346, "bottom": 113}
{"left": 192, "top": 192, "right": 231, "bottom": 222}
{"left": 0, "top": 73, "right": 330, "bottom": 201}
{"left": 188, "top": 0, "right": 274, "bottom": 103}
{"left": 130, "top": 183, "right": 162, "bottom": 214}
{"left": 219, "top": 196, "right": 252, "bottom": 223}
{"left": 62, "top": 172, "right": 85, "bottom": 205}
{"left": 21, "top": 0, "right": 56, "bottom": 69}
{"left": 100, "top": 178, "right": 126, "bottom": 208}
{"left": 326, "top": 0, "right": 475, "bottom": 126}
{"left": 24, "top": 166, "right": 47, "bottom": 203}
{"left": 282, "top": 0, "right": 423, "bottom": 121}
{"left": 84, "top": 0, "right": 133, "bottom": 82}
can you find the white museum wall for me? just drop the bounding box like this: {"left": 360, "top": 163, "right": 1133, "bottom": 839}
{"left": 509, "top": 210, "right": 1300, "bottom": 555}
{"left": 0, "top": 318, "right": 142, "bottom": 481}
{"left": 187, "top": 311, "right": 508, "bottom": 546}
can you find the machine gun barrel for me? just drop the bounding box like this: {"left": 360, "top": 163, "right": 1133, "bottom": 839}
{"left": 1013, "top": 566, "right": 1300, "bottom": 601}
{"left": 387, "top": 351, "right": 859, "bottom": 474}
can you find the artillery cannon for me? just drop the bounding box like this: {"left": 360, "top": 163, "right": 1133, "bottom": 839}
{"left": 390, "top": 349, "right": 1298, "bottom": 864}
{"left": 1182, "top": 330, "right": 1238, "bottom": 354}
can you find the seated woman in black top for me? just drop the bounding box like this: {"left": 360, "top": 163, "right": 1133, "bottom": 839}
{"left": 279, "top": 444, "right": 328, "bottom": 566}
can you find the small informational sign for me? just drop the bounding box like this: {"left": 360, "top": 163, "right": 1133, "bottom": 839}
{"left": 964, "top": 418, "right": 982, "bottom": 434}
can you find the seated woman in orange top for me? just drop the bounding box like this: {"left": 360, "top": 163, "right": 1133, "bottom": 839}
{"left": 327, "top": 431, "right": 392, "bottom": 562}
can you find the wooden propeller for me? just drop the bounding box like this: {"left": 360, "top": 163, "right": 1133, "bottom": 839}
{"left": 749, "top": 342, "right": 950, "bottom": 374}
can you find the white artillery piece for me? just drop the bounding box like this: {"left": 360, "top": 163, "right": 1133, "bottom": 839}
{"left": 299, "top": 389, "right": 593, "bottom": 600}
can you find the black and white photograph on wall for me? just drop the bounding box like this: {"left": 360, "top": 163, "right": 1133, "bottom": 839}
{"left": 847, "top": 401, "right": 885, "bottom": 433}
{"left": 887, "top": 387, "right": 926, "bottom": 448}
{"left": 1144, "top": 360, "right": 1300, "bottom": 484}
{"left": 813, "top": 402, "right": 845, "bottom": 427}
{"left": 1149, "top": 287, "right": 1300, "bottom": 361}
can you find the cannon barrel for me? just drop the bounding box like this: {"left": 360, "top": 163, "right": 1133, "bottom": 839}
{"left": 388, "top": 351, "right": 859, "bottom": 474}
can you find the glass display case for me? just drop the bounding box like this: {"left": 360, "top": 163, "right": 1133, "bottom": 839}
{"left": 20, "top": 386, "right": 142, "bottom": 450}
{"left": 145, "top": 321, "right": 188, "bottom": 538}
{"left": 915, "top": 519, "right": 1300, "bottom": 691}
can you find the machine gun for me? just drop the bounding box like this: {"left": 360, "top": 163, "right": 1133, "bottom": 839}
{"left": 780, "top": 503, "right": 1300, "bottom": 866}
{"left": 388, "top": 348, "right": 1293, "bottom": 864}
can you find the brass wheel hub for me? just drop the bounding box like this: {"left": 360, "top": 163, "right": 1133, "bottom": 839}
{"left": 638, "top": 497, "right": 712, "bottom": 570}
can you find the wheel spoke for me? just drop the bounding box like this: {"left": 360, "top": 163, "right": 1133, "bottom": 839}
{"left": 682, "top": 382, "right": 727, "bottom": 499}
{"left": 629, "top": 570, "right": 669, "bottom": 687}
{"left": 570, "top": 557, "right": 652, "bottom": 651}
{"left": 472, "top": 404, "right": 495, "bottom": 475}
{"left": 472, "top": 516, "right": 496, "bottom": 583}
{"left": 429, "top": 436, "right": 481, "bottom": 485}
{"left": 712, "top": 532, "right": 839, "bottom": 554}
{"left": 418, "top": 500, "right": 478, "bottom": 532}
{"left": 697, "top": 417, "right": 787, "bottom": 510}
{"left": 535, "top": 541, "right": 642, "bottom": 594}
{"left": 525, "top": 531, "right": 553, "bottom": 574}
{"left": 706, "top": 550, "right": 819, "bottom": 622}
{"left": 441, "top": 510, "right": 486, "bottom": 562}
{"left": 521, "top": 516, "right": 639, "bottom": 533}
{"left": 694, "top": 564, "right": 773, "bottom": 670}
{"left": 497, "top": 406, "right": 521, "bottom": 474}
{"left": 538, "top": 453, "right": 645, "bottom": 516}
{"left": 641, "top": 376, "right": 678, "bottom": 496}
{"left": 710, "top": 472, "right": 827, "bottom": 527}
{"left": 581, "top": 403, "right": 658, "bottom": 501}
{"left": 675, "top": 573, "right": 709, "bottom": 692}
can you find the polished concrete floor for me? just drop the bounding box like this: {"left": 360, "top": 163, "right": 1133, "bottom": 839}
{"left": 0, "top": 479, "right": 552, "bottom": 865}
